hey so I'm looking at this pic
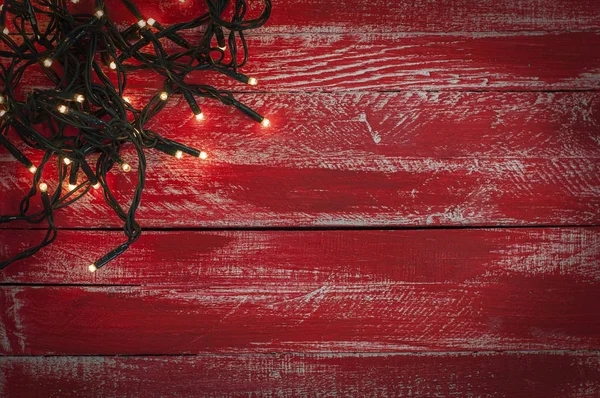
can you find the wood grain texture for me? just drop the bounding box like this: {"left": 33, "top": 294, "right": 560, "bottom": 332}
{"left": 2, "top": 92, "right": 599, "bottom": 228}
{"left": 6, "top": 33, "right": 600, "bottom": 92}
{"left": 38, "top": 0, "right": 600, "bottom": 33}
{"left": 1, "top": 225, "right": 598, "bottom": 355}
{"left": 1, "top": 228, "right": 598, "bottom": 286}
{"left": 1, "top": 352, "right": 600, "bottom": 397}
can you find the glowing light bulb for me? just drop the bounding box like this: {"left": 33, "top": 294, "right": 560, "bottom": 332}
{"left": 75, "top": 94, "right": 85, "bottom": 103}
{"left": 123, "top": 96, "right": 131, "bottom": 104}
{"left": 199, "top": 151, "right": 208, "bottom": 160}
{"left": 88, "top": 264, "right": 97, "bottom": 272}
{"left": 94, "top": 10, "right": 104, "bottom": 18}
{"left": 39, "top": 182, "right": 48, "bottom": 192}
{"left": 147, "top": 18, "right": 156, "bottom": 26}
{"left": 58, "top": 105, "right": 68, "bottom": 114}
{"left": 29, "top": 165, "right": 37, "bottom": 174}
{"left": 68, "top": 183, "right": 77, "bottom": 191}
{"left": 179, "top": 0, "right": 185, "bottom": 3}
{"left": 175, "top": 150, "right": 184, "bottom": 159}
{"left": 261, "top": 118, "right": 271, "bottom": 127}
{"left": 92, "top": 182, "right": 101, "bottom": 189}
{"left": 248, "top": 77, "right": 258, "bottom": 85}
{"left": 121, "top": 163, "right": 131, "bottom": 172}
{"left": 0, "top": 110, "right": 5, "bottom": 117}
{"left": 72, "top": 0, "right": 79, "bottom": 3}
{"left": 137, "top": 20, "right": 146, "bottom": 28}
{"left": 0, "top": 95, "right": 4, "bottom": 103}
{"left": 109, "top": 61, "right": 117, "bottom": 70}
{"left": 43, "top": 58, "right": 53, "bottom": 67}
{"left": 63, "top": 158, "right": 72, "bottom": 165}
{"left": 159, "top": 91, "right": 168, "bottom": 101}
{"left": 3, "top": 27, "right": 9, "bottom": 35}
{"left": 195, "top": 112, "right": 204, "bottom": 121}
{"left": 218, "top": 45, "right": 227, "bottom": 51}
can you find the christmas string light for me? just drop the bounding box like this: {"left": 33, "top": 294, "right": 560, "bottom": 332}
{"left": 0, "top": 0, "right": 272, "bottom": 272}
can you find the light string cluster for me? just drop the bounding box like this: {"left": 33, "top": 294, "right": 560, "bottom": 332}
{"left": 0, "top": 0, "right": 271, "bottom": 272}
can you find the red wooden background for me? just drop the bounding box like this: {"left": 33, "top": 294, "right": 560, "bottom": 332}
{"left": 1, "top": 0, "right": 600, "bottom": 396}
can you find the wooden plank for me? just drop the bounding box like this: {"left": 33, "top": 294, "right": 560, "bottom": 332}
{"left": 20, "top": 0, "right": 600, "bottom": 33}
{"left": 1, "top": 232, "right": 599, "bottom": 355}
{"left": 1, "top": 228, "right": 598, "bottom": 286}
{"left": 1, "top": 352, "right": 599, "bottom": 397}
{"left": 5, "top": 33, "right": 600, "bottom": 92}
{"left": 1, "top": 91, "right": 599, "bottom": 228}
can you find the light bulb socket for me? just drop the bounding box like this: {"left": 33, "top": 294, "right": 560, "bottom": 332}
{"left": 232, "top": 101, "right": 264, "bottom": 123}
{"left": 79, "top": 160, "right": 99, "bottom": 186}
{"left": 0, "top": 134, "right": 35, "bottom": 170}
{"left": 91, "top": 242, "right": 131, "bottom": 271}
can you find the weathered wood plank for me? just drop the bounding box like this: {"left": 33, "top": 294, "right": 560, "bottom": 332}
{"left": 5, "top": 33, "right": 600, "bottom": 92}
{"left": 1, "top": 92, "right": 599, "bottom": 228}
{"left": 21, "top": 0, "right": 600, "bottom": 33}
{"left": 1, "top": 228, "right": 598, "bottom": 286}
{"left": 1, "top": 352, "right": 599, "bottom": 397}
{"left": 1, "top": 246, "right": 599, "bottom": 355}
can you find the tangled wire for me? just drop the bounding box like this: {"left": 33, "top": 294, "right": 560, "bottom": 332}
{"left": 0, "top": 0, "right": 272, "bottom": 271}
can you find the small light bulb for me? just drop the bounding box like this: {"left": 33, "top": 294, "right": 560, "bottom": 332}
{"left": 92, "top": 182, "right": 101, "bottom": 189}
{"left": 29, "top": 166, "right": 37, "bottom": 174}
{"left": 72, "top": 0, "right": 79, "bottom": 3}
{"left": 218, "top": 45, "right": 227, "bottom": 51}
{"left": 159, "top": 91, "right": 168, "bottom": 101}
{"left": 39, "top": 182, "right": 48, "bottom": 192}
{"left": 58, "top": 105, "right": 68, "bottom": 114}
{"left": 179, "top": 0, "right": 185, "bottom": 3}
{"left": 63, "top": 158, "right": 72, "bottom": 165}
{"left": 147, "top": 18, "right": 156, "bottom": 26}
{"left": 175, "top": 150, "right": 184, "bottom": 159}
{"left": 43, "top": 58, "right": 53, "bottom": 67}
{"left": 248, "top": 77, "right": 258, "bottom": 85}
{"left": 68, "top": 183, "right": 77, "bottom": 191}
{"left": 121, "top": 163, "right": 131, "bottom": 172}
{"left": 0, "top": 110, "right": 5, "bottom": 118}
{"left": 94, "top": 10, "right": 104, "bottom": 18}
{"left": 0, "top": 95, "right": 4, "bottom": 103}
{"left": 109, "top": 61, "right": 117, "bottom": 70}
{"left": 75, "top": 94, "right": 85, "bottom": 103}
{"left": 199, "top": 151, "right": 208, "bottom": 160}
{"left": 123, "top": 96, "right": 131, "bottom": 104}
{"left": 3, "top": 27, "right": 9, "bottom": 35}
{"left": 261, "top": 118, "right": 271, "bottom": 127}
{"left": 195, "top": 112, "right": 204, "bottom": 121}
{"left": 137, "top": 19, "right": 146, "bottom": 28}
{"left": 88, "top": 264, "right": 97, "bottom": 272}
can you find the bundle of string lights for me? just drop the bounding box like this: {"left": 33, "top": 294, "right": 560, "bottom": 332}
{"left": 0, "top": 0, "right": 271, "bottom": 272}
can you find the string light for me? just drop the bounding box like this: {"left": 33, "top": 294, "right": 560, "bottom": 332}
{"left": 0, "top": 0, "right": 272, "bottom": 273}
